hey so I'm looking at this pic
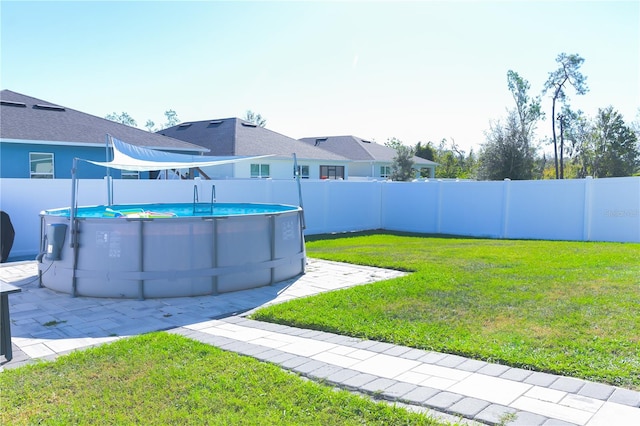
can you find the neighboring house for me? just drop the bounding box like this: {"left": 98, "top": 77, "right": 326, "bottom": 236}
{"left": 0, "top": 90, "right": 208, "bottom": 180}
{"left": 1, "top": 89, "right": 436, "bottom": 182}
{"left": 159, "top": 118, "right": 351, "bottom": 180}
{"left": 299, "top": 135, "right": 438, "bottom": 179}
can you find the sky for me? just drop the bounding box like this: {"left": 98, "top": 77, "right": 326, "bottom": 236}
{"left": 1, "top": 1, "right": 638, "bottom": 154}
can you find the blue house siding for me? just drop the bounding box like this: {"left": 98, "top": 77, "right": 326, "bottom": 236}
{"left": 0, "top": 142, "right": 150, "bottom": 179}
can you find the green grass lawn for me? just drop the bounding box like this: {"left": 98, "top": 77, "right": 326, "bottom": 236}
{"left": 252, "top": 232, "right": 640, "bottom": 390}
{"left": 0, "top": 333, "right": 450, "bottom": 425}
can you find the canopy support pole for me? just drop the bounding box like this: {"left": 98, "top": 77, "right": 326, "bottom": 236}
{"left": 293, "top": 153, "right": 306, "bottom": 230}
{"left": 70, "top": 157, "right": 79, "bottom": 297}
{"left": 106, "top": 134, "right": 113, "bottom": 206}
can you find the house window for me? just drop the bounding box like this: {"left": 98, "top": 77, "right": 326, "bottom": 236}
{"left": 30, "top": 152, "right": 54, "bottom": 179}
{"left": 380, "top": 166, "right": 391, "bottom": 179}
{"left": 251, "top": 163, "right": 270, "bottom": 178}
{"left": 320, "top": 165, "right": 345, "bottom": 180}
{"left": 294, "top": 165, "right": 309, "bottom": 179}
{"left": 121, "top": 170, "right": 140, "bottom": 179}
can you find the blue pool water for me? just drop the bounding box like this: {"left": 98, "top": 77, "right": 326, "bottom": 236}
{"left": 43, "top": 203, "right": 300, "bottom": 218}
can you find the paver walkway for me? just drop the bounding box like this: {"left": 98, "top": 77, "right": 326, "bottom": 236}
{"left": 1, "top": 259, "right": 639, "bottom": 425}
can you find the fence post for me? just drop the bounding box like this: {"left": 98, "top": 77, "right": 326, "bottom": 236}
{"left": 582, "top": 176, "right": 593, "bottom": 241}
{"left": 266, "top": 178, "right": 273, "bottom": 203}
{"left": 501, "top": 179, "right": 511, "bottom": 239}
{"left": 436, "top": 180, "right": 443, "bottom": 234}
{"left": 323, "top": 180, "right": 330, "bottom": 232}
{"left": 377, "top": 180, "right": 385, "bottom": 230}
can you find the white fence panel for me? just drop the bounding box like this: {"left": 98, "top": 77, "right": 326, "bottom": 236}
{"left": 439, "top": 181, "right": 504, "bottom": 238}
{"left": 114, "top": 179, "right": 303, "bottom": 206}
{"left": 1, "top": 178, "right": 104, "bottom": 256}
{"left": 300, "top": 180, "right": 381, "bottom": 235}
{"left": 1, "top": 176, "right": 638, "bottom": 258}
{"left": 506, "top": 179, "right": 586, "bottom": 241}
{"left": 588, "top": 177, "right": 640, "bottom": 243}
{"left": 381, "top": 181, "right": 438, "bottom": 234}
{"left": 207, "top": 179, "right": 273, "bottom": 203}
{"left": 112, "top": 179, "right": 194, "bottom": 204}
{"left": 297, "top": 180, "right": 330, "bottom": 234}
{"left": 269, "top": 180, "right": 301, "bottom": 206}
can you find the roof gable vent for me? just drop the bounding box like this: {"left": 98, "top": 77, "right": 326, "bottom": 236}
{"left": 1, "top": 100, "right": 27, "bottom": 107}
{"left": 33, "top": 104, "right": 65, "bottom": 111}
{"left": 241, "top": 122, "right": 257, "bottom": 128}
{"left": 178, "top": 123, "right": 192, "bottom": 128}
{"left": 314, "top": 137, "right": 328, "bottom": 146}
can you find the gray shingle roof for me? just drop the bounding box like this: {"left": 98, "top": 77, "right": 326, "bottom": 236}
{"left": 0, "top": 90, "right": 207, "bottom": 152}
{"left": 159, "top": 118, "right": 349, "bottom": 161}
{"left": 299, "top": 135, "right": 437, "bottom": 166}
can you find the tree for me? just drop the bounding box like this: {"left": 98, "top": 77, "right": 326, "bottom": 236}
{"left": 478, "top": 112, "right": 536, "bottom": 180}
{"left": 414, "top": 139, "right": 478, "bottom": 179}
{"left": 390, "top": 144, "right": 416, "bottom": 181}
{"left": 463, "top": 149, "right": 478, "bottom": 179}
{"left": 414, "top": 141, "right": 439, "bottom": 178}
{"left": 105, "top": 112, "right": 137, "bottom": 127}
{"left": 632, "top": 108, "right": 640, "bottom": 136}
{"left": 145, "top": 119, "right": 156, "bottom": 132}
{"left": 590, "top": 106, "right": 640, "bottom": 177}
{"left": 144, "top": 109, "right": 180, "bottom": 132}
{"left": 163, "top": 109, "right": 180, "bottom": 129}
{"left": 145, "top": 110, "right": 181, "bottom": 132}
{"left": 507, "top": 70, "right": 543, "bottom": 151}
{"left": 559, "top": 106, "right": 591, "bottom": 178}
{"left": 106, "top": 110, "right": 179, "bottom": 132}
{"left": 384, "top": 137, "right": 403, "bottom": 151}
{"left": 244, "top": 110, "right": 266, "bottom": 127}
{"left": 432, "top": 138, "right": 476, "bottom": 179}
{"left": 478, "top": 71, "right": 540, "bottom": 180}
{"left": 507, "top": 70, "right": 544, "bottom": 138}
{"left": 414, "top": 141, "right": 436, "bottom": 161}
{"left": 543, "top": 53, "right": 588, "bottom": 179}
{"left": 436, "top": 150, "right": 462, "bottom": 178}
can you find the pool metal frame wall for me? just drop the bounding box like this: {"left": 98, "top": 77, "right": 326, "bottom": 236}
{"left": 38, "top": 205, "right": 306, "bottom": 299}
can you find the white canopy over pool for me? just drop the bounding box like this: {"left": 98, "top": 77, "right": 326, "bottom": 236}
{"left": 85, "top": 136, "right": 273, "bottom": 171}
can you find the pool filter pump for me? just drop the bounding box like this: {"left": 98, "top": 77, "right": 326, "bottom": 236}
{"left": 45, "top": 223, "right": 67, "bottom": 261}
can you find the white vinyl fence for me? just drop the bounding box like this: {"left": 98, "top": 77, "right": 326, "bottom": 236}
{"left": 381, "top": 177, "right": 639, "bottom": 242}
{"left": 1, "top": 176, "right": 638, "bottom": 257}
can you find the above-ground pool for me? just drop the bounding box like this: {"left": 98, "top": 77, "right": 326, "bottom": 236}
{"left": 38, "top": 203, "right": 305, "bottom": 299}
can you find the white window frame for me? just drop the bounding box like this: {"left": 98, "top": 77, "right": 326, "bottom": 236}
{"left": 294, "top": 165, "right": 310, "bottom": 179}
{"left": 380, "top": 165, "right": 391, "bottom": 179}
{"left": 251, "top": 163, "right": 270, "bottom": 178}
{"left": 29, "top": 152, "right": 54, "bottom": 179}
{"left": 320, "top": 165, "right": 345, "bottom": 180}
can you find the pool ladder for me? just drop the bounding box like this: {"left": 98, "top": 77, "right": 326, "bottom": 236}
{"left": 193, "top": 184, "right": 216, "bottom": 215}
